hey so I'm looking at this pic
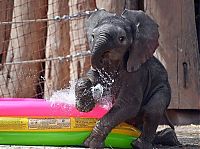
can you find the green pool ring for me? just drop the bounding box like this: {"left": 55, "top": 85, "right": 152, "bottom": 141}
{"left": 0, "top": 131, "right": 137, "bottom": 148}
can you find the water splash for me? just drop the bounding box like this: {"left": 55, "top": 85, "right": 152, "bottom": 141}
{"left": 98, "top": 96, "right": 113, "bottom": 110}
{"left": 96, "top": 68, "right": 116, "bottom": 87}
{"left": 91, "top": 83, "right": 104, "bottom": 101}
{"left": 49, "top": 80, "right": 113, "bottom": 110}
{"left": 91, "top": 83, "right": 113, "bottom": 110}
{"left": 49, "top": 81, "right": 76, "bottom": 105}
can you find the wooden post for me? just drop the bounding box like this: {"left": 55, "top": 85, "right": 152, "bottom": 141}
{"left": 145, "top": 0, "right": 200, "bottom": 109}
{"left": 0, "top": 0, "right": 13, "bottom": 68}
{"left": 69, "top": 0, "right": 96, "bottom": 81}
{"left": 44, "top": 0, "right": 70, "bottom": 99}
{"left": 0, "top": 0, "right": 47, "bottom": 97}
{"left": 96, "top": 0, "right": 126, "bottom": 15}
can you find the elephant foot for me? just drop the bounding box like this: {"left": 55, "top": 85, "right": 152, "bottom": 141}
{"left": 84, "top": 133, "right": 104, "bottom": 148}
{"left": 132, "top": 138, "right": 153, "bottom": 149}
{"left": 84, "top": 126, "right": 106, "bottom": 148}
{"left": 153, "top": 128, "right": 181, "bottom": 146}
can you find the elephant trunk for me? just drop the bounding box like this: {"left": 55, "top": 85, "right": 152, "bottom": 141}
{"left": 91, "top": 33, "right": 109, "bottom": 69}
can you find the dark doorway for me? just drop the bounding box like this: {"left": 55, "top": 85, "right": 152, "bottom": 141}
{"left": 195, "top": 0, "right": 200, "bottom": 53}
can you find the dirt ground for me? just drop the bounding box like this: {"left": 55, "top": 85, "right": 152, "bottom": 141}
{"left": 155, "top": 125, "right": 200, "bottom": 149}
{"left": 0, "top": 125, "right": 199, "bottom": 149}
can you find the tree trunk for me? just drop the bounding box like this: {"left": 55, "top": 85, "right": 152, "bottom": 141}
{"left": 0, "top": 0, "right": 47, "bottom": 97}
{"left": 145, "top": 0, "right": 200, "bottom": 109}
{"left": 69, "top": 0, "right": 96, "bottom": 81}
{"left": 44, "top": 0, "right": 70, "bottom": 99}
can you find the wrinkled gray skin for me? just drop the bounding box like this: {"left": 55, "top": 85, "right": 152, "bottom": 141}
{"left": 75, "top": 9, "right": 176, "bottom": 149}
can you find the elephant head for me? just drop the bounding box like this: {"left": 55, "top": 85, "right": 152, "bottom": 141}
{"left": 86, "top": 9, "right": 159, "bottom": 72}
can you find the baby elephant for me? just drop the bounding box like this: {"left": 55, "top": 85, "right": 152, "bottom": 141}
{"left": 75, "top": 9, "right": 176, "bottom": 149}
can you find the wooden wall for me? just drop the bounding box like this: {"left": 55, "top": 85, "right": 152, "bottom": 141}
{"left": 145, "top": 0, "right": 200, "bottom": 109}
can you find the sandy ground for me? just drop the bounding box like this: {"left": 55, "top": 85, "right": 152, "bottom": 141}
{"left": 0, "top": 125, "right": 199, "bottom": 149}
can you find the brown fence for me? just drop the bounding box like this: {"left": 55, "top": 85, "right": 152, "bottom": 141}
{"left": 0, "top": 0, "right": 199, "bottom": 109}
{"left": 0, "top": 0, "right": 94, "bottom": 99}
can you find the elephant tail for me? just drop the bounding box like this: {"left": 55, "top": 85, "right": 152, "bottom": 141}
{"left": 164, "top": 110, "right": 175, "bottom": 130}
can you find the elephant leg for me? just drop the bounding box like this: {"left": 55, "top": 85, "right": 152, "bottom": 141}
{"left": 126, "top": 111, "right": 144, "bottom": 131}
{"left": 133, "top": 90, "right": 169, "bottom": 149}
{"left": 84, "top": 100, "right": 140, "bottom": 148}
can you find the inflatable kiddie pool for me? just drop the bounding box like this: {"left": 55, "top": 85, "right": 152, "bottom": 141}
{"left": 0, "top": 98, "right": 140, "bottom": 148}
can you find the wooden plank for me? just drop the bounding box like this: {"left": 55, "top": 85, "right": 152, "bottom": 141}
{"left": 177, "top": 0, "right": 200, "bottom": 109}
{"left": 124, "top": 0, "right": 139, "bottom": 10}
{"left": 44, "top": 0, "right": 70, "bottom": 99}
{"left": 68, "top": 0, "right": 96, "bottom": 81}
{"left": 96, "top": 0, "right": 126, "bottom": 15}
{"left": 0, "top": 0, "right": 13, "bottom": 68}
{"left": 144, "top": 0, "right": 180, "bottom": 109}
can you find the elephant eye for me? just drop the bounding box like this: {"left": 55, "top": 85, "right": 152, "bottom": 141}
{"left": 119, "top": 36, "right": 125, "bottom": 42}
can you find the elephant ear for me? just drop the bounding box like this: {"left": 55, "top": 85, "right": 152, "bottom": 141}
{"left": 121, "top": 9, "right": 159, "bottom": 72}
{"left": 86, "top": 9, "right": 115, "bottom": 49}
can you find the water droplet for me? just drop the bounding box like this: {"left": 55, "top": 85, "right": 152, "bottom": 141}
{"left": 91, "top": 84, "right": 104, "bottom": 101}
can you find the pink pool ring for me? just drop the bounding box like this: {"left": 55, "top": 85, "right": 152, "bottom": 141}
{"left": 0, "top": 98, "right": 140, "bottom": 148}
